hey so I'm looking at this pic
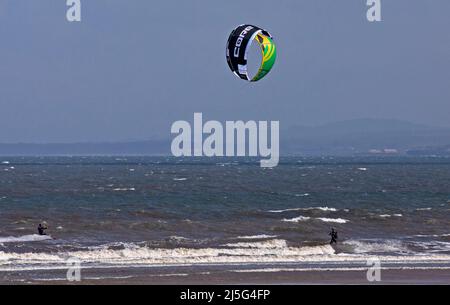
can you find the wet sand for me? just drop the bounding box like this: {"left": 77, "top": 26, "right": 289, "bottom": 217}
{"left": 7, "top": 268, "right": 450, "bottom": 285}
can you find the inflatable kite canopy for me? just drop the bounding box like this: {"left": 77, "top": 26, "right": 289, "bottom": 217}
{"left": 226, "top": 24, "right": 277, "bottom": 82}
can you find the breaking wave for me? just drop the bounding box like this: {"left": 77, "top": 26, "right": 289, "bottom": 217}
{"left": 0, "top": 235, "right": 52, "bottom": 244}
{"left": 316, "top": 218, "right": 349, "bottom": 223}
{"left": 1, "top": 238, "right": 450, "bottom": 272}
{"left": 236, "top": 235, "right": 277, "bottom": 240}
{"left": 282, "top": 216, "right": 348, "bottom": 224}
{"left": 0, "top": 239, "right": 336, "bottom": 270}
{"left": 269, "top": 206, "right": 337, "bottom": 213}
{"left": 282, "top": 216, "right": 311, "bottom": 222}
{"left": 379, "top": 214, "right": 403, "bottom": 218}
{"left": 343, "top": 239, "right": 411, "bottom": 254}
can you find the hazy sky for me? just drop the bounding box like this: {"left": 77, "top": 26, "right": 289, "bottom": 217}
{"left": 0, "top": 0, "right": 449, "bottom": 143}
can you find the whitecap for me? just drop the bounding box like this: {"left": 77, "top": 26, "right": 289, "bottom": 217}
{"left": 316, "top": 217, "right": 349, "bottom": 224}
{"left": 113, "top": 188, "right": 135, "bottom": 191}
{"left": 282, "top": 216, "right": 311, "bottom": 222}
{"left": 0, "top": 234, "right": 52, "bottom": 243}
{"left": 224, "top": 239, "right": 288, "bottom": 249}
{"left": 379, "top": 214, "right": 402, "bottom": 218}
{"left": 269, "top": 207, "right": 337, "bottom": 213}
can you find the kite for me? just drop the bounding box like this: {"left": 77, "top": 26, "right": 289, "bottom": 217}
{"left": 226, "top": 24, "right": 277, "bottom": 82}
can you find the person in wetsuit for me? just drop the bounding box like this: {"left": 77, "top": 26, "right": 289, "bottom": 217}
{"left": 329, "top": 228, "right": 338, "bottom": 244}
{"left": 37, "top": 223, "right": 48, "bottom": 236}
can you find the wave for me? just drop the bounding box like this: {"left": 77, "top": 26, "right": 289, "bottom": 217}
{"left": 295, "top": 193, "right": 310, "bottom": 197}
{"left": 282, "top": 216, "right": 348, "bottom": 223}
{"left": 316, "top": 218, "right": 348, "bottom": 223}
{"left": 236, "top": 235, "right": 277, "bottom": 240}
{"left": 113, "top": 188, "right": 135, "bottom": 191}
{"left": 223, "top": 239, "right": 288, "bottom": 249}
{"left": 2, "top": 239, "right": 450, "bottom": 272}
{"left": 269, "top": 207, "right": 337, "bottom": 213}
{"left": 0, "top": 239, "right": 335, "bottom": 269}
{"left": 379, "top": 214, "right": 403, "bottom": 218}
{"left": 411, "top": 241, "right": 450, "bottom": 253}
{"left": 0, "top": 234, "right": 52, "bottom": 244}
{"left": 282, "top": 216, "right": 311, "bottom": 222}
{"left": 343, "top": 239, "right": 411, "bottom": 254}
{"left": 414, "top": 233, "right": 450, "bottom": 238}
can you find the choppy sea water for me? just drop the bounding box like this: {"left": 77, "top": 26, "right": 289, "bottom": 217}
{"left": 1, "top": 156, "right": 450, "bottom": 282}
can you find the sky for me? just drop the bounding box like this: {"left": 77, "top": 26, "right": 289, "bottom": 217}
{"left": 0, "top": 0, "right": 449, "bottom": 143}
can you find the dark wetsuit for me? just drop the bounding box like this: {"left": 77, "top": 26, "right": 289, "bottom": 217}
{"left": 329, "top": 229, "right": 338, "bottom": 244}
{"left": 38, "top": 224, "right": 47, "bottom": 236}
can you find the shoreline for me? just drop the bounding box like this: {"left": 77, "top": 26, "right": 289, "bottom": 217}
{"left": 3, "top": 267, "right": 450, "bottom": 285}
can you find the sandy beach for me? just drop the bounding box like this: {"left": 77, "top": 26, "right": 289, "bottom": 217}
{"left": 6, "top": 268, "right": 449, "bottom": 285}
{"left": 2, "top": 261, "right": 449, "bottom": 285}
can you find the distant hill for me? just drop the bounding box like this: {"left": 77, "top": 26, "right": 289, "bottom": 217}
{"left": 283, "top": 119, "right": 450, "bottom": 155}
{"left": 1, "top": 119, "right": 449, "bottom": 156}
{"left": 406, "top": 145, "right": 450, "bottom": 156}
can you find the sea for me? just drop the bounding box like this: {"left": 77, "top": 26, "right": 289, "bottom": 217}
{"left": 0, "top": 156, "right": 449, "bottom": 283}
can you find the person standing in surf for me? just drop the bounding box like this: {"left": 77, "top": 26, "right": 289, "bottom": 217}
{"left": 329, "top": 228, "right": 338, "bottom": 244}
{"left": 37, "top": 222, "right": 48, "bottom": 236}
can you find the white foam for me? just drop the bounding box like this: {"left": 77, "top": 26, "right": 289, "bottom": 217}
{"left": 2, "top": 241, "right": 450, "bottom": 273}
{"left": 269, "top": 207, "right": 337, "bottom": 213}
{"left": 414, "top": 233, "right": 450, "bottom": 238}
{"left": 236, "top": 235, "right": 277, "bottom": 240}
{"left": 224, "top": 239, "right": 288, "bottom": 249}
{"left": 316, "top": 218, "right": 349, "bottom": 224}
{"left": 379, "top": 214, "right": 402, "bottom": 218}
{"left": 357, "top": 167, "right": 368, "bottom": 171}
{"left": 173, "top": 178, "right": 187, "bottom": 181}
{"left": 282, "top": 216, "right": 348, "bottom": 223}
{"left": 295, "top": 193, "right": 310, "bottom": 197}
{"left": 282, "top": 216, "right": 311, "bottom": 222}
{"left": 0, "top": 234, "right": 52, "bottom": 244}
{"left": 0, "top": 240, "right": 336, "bottom": 269}
{"left": 315, "top": 207, "right": 338, "bottom": 212}
{"left": 343, "top": 239, "right": 411, "bottom": 254}
{"left": 270, "top": 208, "right": 303, "bottom": 213}
{"left": 113, "top": 188, "right": 135, "bottom": 191}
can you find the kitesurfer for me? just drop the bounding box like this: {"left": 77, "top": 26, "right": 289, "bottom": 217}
{"left": 329, "top": 228, "right": 338, "bottom": 244}
{"left": 37, "top": 223, "right": 48, "bottom": 236}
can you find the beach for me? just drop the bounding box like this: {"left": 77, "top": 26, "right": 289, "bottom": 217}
{"left": 5, "top": 267, "right": 450, "bottom": 285}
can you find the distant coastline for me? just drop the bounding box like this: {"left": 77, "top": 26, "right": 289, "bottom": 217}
{"left": 1, "top": 119, "right": 450, "bottom": 156}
